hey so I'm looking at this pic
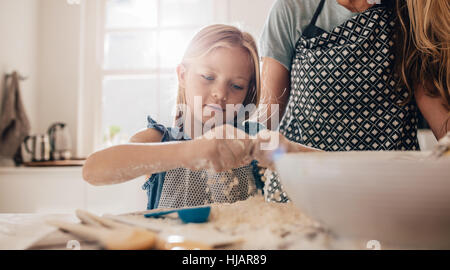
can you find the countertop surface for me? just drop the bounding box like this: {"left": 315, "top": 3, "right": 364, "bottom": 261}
{"left": 0, "top": 196, "right": 367, "bottom": 250}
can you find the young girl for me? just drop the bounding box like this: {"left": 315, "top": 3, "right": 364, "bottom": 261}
{"left": 83, "top": 24, "right": 267, "bottom": 210}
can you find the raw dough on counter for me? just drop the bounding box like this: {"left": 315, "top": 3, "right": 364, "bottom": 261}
{"left": 20, "top": 196, "right": 364, "bottom": 250}
{"left": 115, "top": 195, "right": 335, "bottom": 249}
{"left": 207, "top": 195, "right": 330, "bottom": 249}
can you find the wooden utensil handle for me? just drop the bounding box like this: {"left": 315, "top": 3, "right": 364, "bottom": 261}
{"left": 75, "top": 210, "right": 104, "bottom": 228}
{"left": 76, "top": 209, "right": 130, "bottom": 230}
{"left": 46, "top": 219, "right": 105, "bottom": 241}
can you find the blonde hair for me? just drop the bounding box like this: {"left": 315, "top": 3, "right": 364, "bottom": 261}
{"left": 175, "top": 24, "right": 261, "bottom": 123}
{"left": 395, "top": 0, "right": 450, "bottom": 111}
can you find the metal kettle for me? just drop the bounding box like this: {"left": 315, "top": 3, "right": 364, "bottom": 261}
{"left": 23, "top": 134, "right": 51, "bottom": 162}
{"left": 47, "top": 122, "right": 72, "bottom": 160}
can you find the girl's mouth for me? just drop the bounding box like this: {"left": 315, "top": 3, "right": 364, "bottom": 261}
{"left": 205, "top": 104, "right": 225, "bottom": 112}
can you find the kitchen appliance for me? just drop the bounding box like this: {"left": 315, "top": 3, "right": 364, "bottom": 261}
{"left": 23, "top": 134, "right": 51, "bottom": 162}
{"left": 275, "top": 151, "right": 450, "bottom": 249}
{"left": 47, "top": 122, "right": 72, "bottom": 160}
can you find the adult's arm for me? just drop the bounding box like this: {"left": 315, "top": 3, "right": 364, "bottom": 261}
{"left": 258, "top": 0, "right": 299, "bottom": 130}
{"left": 260, "top": 57, "right": 291, "bottom": 130}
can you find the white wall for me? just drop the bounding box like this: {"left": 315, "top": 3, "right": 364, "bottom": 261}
{"left": 0, "top": 0, "right": 82, "bottom": 160}
{"left": 37, "top": 0, "right": 82, "bottom": 157}
{"left": 228, "top": 0, "right": 275, "bottom": 40}
{"left": 0, "top": 0, "right": 39, "bottom": 133}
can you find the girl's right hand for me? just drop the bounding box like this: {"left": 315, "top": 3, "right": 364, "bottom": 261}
{"left": 188, "top": 124, "right": 255, "bottom": 172}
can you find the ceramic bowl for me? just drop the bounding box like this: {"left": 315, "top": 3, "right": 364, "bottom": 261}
{"left": 275, "top": 151, "right": 450, "bottom": 249}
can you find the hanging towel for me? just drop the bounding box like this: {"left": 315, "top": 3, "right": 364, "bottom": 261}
{"left": 0, "top": 71, "right": 31, "bottom": 158}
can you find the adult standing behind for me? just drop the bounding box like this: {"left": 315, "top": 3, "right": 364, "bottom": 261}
{"left": 257, "top": 0, "right": 449, "bottom": 201}
{"left": 259, "top": 0, "right": 449, "bottom": 148}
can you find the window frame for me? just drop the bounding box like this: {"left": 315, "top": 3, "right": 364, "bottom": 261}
{"left": 78, "top": 0, "right": 229, "bottom": 156}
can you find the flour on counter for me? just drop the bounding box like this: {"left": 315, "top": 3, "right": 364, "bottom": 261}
{"left": 207, "top": 195, "right": 330, "bottom": 249}
{"left": 0, "top": 214, "right": 77, "bottom": 250}
{"left": 12, "top": 196, "right": 365, "bottom": 250}
{"left": 116, "top": 195, "right": 333, "bottom": 249}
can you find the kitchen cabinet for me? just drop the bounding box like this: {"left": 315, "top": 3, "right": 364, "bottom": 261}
{"left": 0, "top": 167, "right": 147, "bottom": 214}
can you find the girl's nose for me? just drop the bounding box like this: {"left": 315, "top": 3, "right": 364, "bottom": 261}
{"left": 212, "top": 88, "right": 227, "bottom": 102}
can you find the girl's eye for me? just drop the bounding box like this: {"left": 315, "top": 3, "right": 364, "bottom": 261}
{"left": 232, "top": 84, "right": 244, "bottom": 90}
{"left": 201, "top": 75, "right": 214, "bottom": 81}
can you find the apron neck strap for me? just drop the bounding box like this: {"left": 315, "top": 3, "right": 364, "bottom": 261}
{"left": 309, "top": 0, "right": 326, "bottom": 27}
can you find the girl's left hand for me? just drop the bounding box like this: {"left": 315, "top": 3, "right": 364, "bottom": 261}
{"left": 251, "top": 130, "right": 321, "bottom": 169}
{"left": 250, "top": 130, "right": 290, "bottom": 170}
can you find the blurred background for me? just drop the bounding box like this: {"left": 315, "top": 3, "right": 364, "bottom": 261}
{"left": 0, "top": 0, "right": 437, "bottom": 214}
{"left": 0, "top": 0, "right": 276, "bottom": 214}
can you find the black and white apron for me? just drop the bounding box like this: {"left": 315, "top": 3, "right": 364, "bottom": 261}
{"left": 265, "top": 0, "right": 420, "bottom": 203}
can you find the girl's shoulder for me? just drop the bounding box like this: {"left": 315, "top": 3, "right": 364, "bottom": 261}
{"left": 147, "top": 116, "right": 266, "bottom": 141}
{"left": 147, "top": 116, "right": 185, "bottom": 142}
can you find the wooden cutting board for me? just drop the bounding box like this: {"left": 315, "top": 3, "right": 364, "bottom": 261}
{"left": 23, "top": 159, "right": 85, "bottom": 167}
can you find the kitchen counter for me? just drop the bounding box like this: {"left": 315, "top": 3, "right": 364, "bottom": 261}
{"left": 0, "top": 196, "right": 366, "bottom": 250}
{"left": 0, "top": 166, "right": 82, "bottom": 173}
{"left": 0, "top": 167, "right": 147, "bottom": 214}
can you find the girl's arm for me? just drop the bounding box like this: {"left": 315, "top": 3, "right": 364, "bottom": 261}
{"left": 82, "top": 125, "right": 257, "bottom": 186}
{"left": 83, "top": 128, "right": 165, "bottom": 185}
{"left": 415, "top": 84, "right": 450, "bottom": 140}
{"left": 129, "top": 128, "right": 163, "bottom": 181}
{"left": 129, "top": 128, "right": 163, "bottom": 143}
{"left": 82, "top": 138, "right": 199, "bottom": 186}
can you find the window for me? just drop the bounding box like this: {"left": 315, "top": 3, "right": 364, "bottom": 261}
{"left": 100, "top": 0, "right": 216, "bottom": 146}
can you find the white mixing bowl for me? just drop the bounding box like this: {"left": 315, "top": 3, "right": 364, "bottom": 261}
{"left": 275, "top": 151, "right": 450, "bottom": 249}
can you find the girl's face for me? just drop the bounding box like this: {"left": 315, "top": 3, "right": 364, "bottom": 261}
{"left": 336, "top": 0, "right": 375, "bottom": 12}
{"left": 178, "top": 46, "right": 252, "bottom": 126}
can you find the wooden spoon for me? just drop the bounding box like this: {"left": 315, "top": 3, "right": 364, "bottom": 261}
{"left": 75, "top": 210, "right": 212, "bottom": 250}
{"left": 76, "top": 209, "right": 130, "bottom": 229}
{"left": 46, "top": 219, "right": 157, "bottom": 250}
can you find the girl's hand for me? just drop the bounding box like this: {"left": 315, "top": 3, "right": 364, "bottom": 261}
{"left": 251, "top": 130, "right": 289, "bottom": 170}
{"left": 251, "top": 130, "right": 321, "bottom": 169}
{"left": 189, "top": 124, "right": 255, "bottom": 172}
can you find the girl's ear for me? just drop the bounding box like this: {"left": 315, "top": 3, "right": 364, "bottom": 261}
{"left": 176, "top": 64, "right": 187, "bottom": 88}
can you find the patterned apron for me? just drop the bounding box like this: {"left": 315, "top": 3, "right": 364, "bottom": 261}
{"left": 265, "top": 0, "right": 420, "bottom": 203}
